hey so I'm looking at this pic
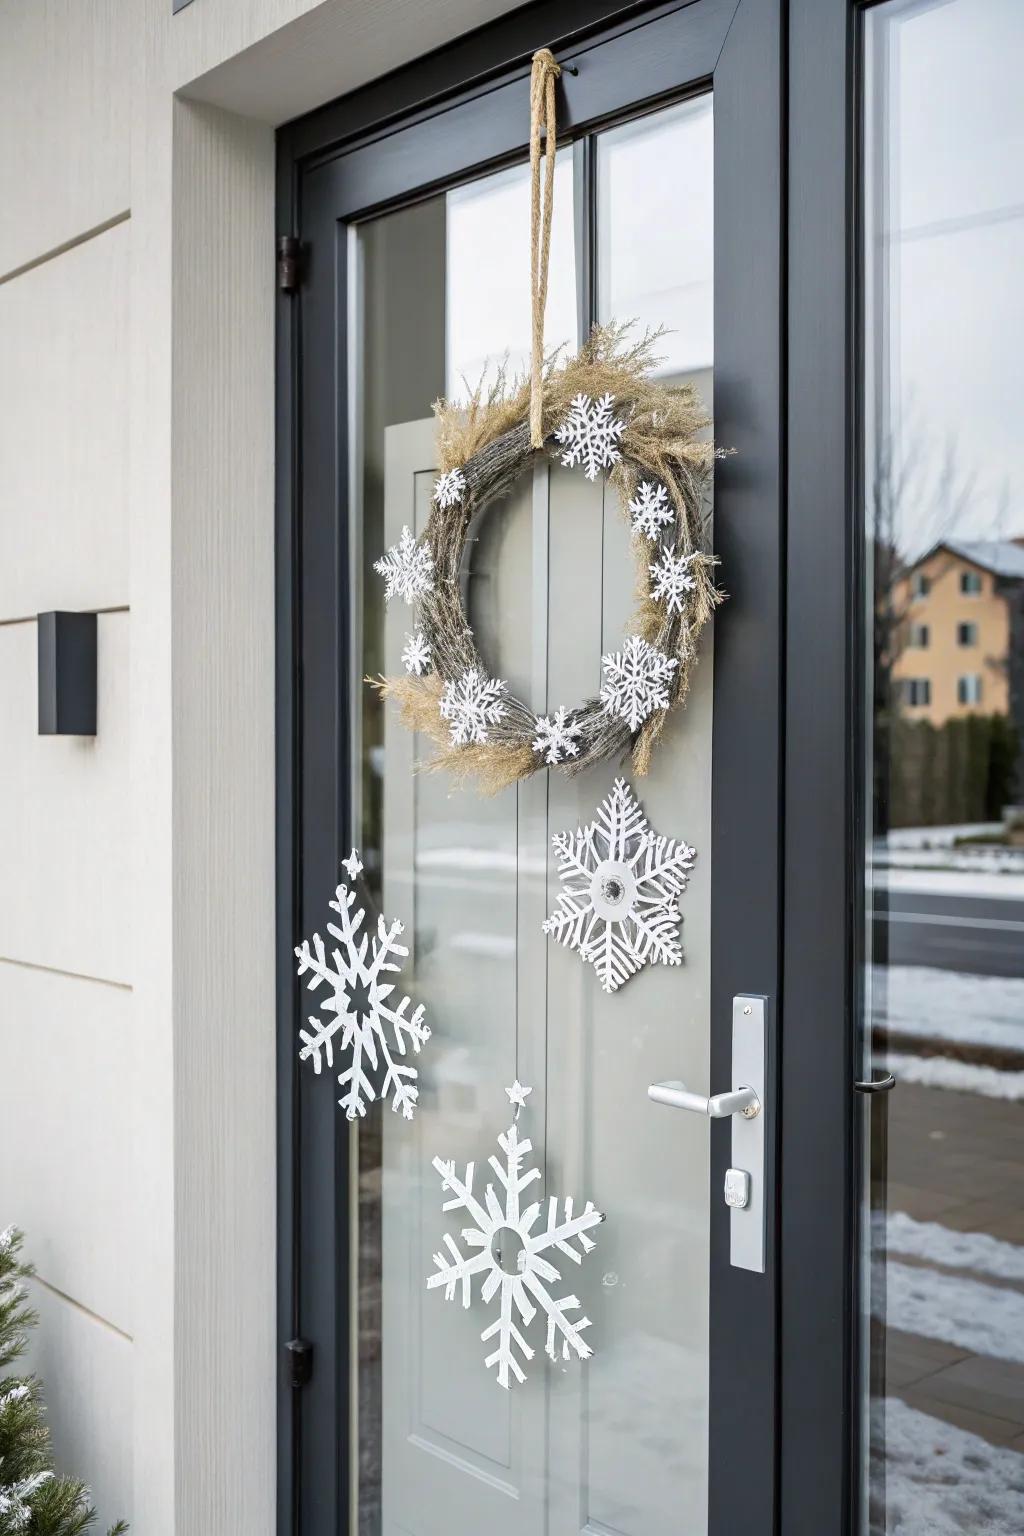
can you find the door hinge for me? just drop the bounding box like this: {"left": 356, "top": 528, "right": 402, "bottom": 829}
{"left": 277, "top": 235, "right": 301, "bottom": 294}
{"left": 284, "top": 1337, "right": 313, "bottom": 1388}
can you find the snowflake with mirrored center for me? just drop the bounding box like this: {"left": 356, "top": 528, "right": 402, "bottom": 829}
{"left": 427, "top": 1091, "right": 604, "bottom": 1389}
{"left": 543, "top": 777, "right": 696, "bottom": 993}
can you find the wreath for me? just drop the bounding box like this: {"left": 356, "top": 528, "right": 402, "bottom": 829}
{"left": 371, "top": 322, "right": 723, "bottom": 794}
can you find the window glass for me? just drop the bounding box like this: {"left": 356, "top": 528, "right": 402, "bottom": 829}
{"left": 861, "top": 3, "right": 1024, "bottom": 1531}
{"left": 446, "top": 152, "right": 577, "bottom": 396}
{"left": 597, "top": 96, "right": 713, "bottom": 376}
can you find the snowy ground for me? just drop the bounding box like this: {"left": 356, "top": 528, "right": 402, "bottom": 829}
{"left": 872, "top": 825, "right": 1024, "bottom": 898}
{"left": 871, "top": 966, "right": 1024, "bottom": 1052}
{"left": 875, "top": 1397, "right": 1024, "bottom": 1535}
{"left": 872, "top": 1215, "right": 1024, "bottom": 1530}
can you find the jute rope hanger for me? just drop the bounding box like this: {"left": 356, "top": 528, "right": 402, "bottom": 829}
{"left": 529, "top": 47, "right": 561, "bottom": 448}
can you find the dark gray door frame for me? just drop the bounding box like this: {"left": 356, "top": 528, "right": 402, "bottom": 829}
{"left": 275, "top": 0, "right": 863, "bottom": 1531}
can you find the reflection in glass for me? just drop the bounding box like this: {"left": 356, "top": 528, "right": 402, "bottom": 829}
{"left": 597, "top": 96, "right": 713, "bottom": 375}
{"left": 862, "top": 2, "right": 1024, "bottom": 1531}
{"left": 446, "top": 153, "right": 576, "bottom": 395}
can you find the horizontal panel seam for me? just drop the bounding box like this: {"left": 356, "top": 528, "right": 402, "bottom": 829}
{"left": 0, "top": 210, "right": 130, "bottom": 289}
{"left": 32, "top": 1273, "right": 134, "bottom": 1344}
{"left": 0, "top": 605, "right": 130, "bottom": 630}
{"left": 0, "top": 955, "right": 132, "bottom": 993}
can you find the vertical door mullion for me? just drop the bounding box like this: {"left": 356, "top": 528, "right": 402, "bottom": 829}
{"left": 572, "top": 135, "right": 597, "bottom": 345}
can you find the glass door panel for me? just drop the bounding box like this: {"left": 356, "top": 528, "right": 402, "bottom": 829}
{"left": 861, "top": 2, "right": 1024, "bottom": 1530}
{"left": 352, "top": 97, "right": 715, "bottom": 1536}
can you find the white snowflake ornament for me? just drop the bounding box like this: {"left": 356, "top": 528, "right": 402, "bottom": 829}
{"left": 401, "top": 630, "right": 432, "bottom": 676}
{"left": 649, "top": 549, "right": 698, "bottom": 614}
{"left": 440, "top": 667, "right": 508, "bottom": 745}
{"left": 628, "top": 480, "right": 674, "bottom": 540}
{"left": 295, "top": 856, "right": 431, "bottom": 1120}
{"left": 427, "top": 1085, "right": 604, "bottom": 1388}
{"left": 600, "top": 634, "right": 678, "bottom": 732}
{"left": 341, "top": 847, "right": 363, "bottom": 881}
{"left": 433, "top": 467, "right": 466, "bottom": 509}
{"left": 543, "top": 778, "right": 696, "bottom": 993}
{"left": 532, "top": 705, "right": 582, "bottom": 766}
{"left": 555, "top": 392, "right": 625, "bottom": 480}
{"left": 374, "top": 526, "right": 435, "bottom": 604}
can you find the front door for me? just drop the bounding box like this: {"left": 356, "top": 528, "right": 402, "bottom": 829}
{"left": 278, "top": 4, "right": 787, "bottom": 1533}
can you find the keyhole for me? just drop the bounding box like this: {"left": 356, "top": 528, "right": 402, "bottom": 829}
{"left": 344, "top": 974, "right": 374, "bottom": 1023}
{"left": 490, "top": 1226, "right": 526, "bottom": 1276}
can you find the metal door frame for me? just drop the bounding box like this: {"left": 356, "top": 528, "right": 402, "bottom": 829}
{"left": 275, "top": 1, "right": 863, "bottom": 1531}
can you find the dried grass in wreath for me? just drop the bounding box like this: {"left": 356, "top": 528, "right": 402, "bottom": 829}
{"left": 370, "top": 322, "right": 725, "bottom": 793}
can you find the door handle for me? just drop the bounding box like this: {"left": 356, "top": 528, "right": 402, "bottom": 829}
{"left": 648, "top": 1080, "right": 760, "bottom": 1119}
{"left": 647, "top": 994, "right": 769, "bottom": 1274}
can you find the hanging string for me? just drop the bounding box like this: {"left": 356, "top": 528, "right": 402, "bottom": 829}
{"left": 529, "top": 47, "right": 561, "bottom": 449}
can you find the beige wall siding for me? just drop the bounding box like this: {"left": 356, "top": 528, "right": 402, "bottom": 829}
{"left": 0, "top": 613, "right": 130, "bottom": 981}
{"left": 0, "top": 221, "right": 130, "bottom": 618}
{"left": 0, "top": 3, "right": 134, "bottom": 1531}
{"left": 0, "top": 0, "right": 131, "bottom": 279}
{"left": 0, "top": 963, "right": 133, "bottom": 1332}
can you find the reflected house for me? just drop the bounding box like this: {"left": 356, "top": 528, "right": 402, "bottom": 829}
{"left": 882, "top": 540, "right": 1024, "bottom": 828}
{"left": 891, "top": 539, "right": 1024, "bottom": 725}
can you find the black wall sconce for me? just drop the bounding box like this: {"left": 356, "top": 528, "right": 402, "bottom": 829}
{"left": 38, "top": 612, "right": 97, "bottom": 736}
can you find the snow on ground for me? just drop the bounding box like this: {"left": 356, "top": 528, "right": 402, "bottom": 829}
{"left": 876, "top": 1397, "right": 1024, "bottom": 1535}
{"left": 878, "top": 866, "right": 1024, "bottom": 899}
{"left": 871, "top": 966, "right": 1024, "bottom": 1052}
{"left": 879, "top": 1261, "right": 1024, "bottom": 1364}
{"left": 883, "top": 1051, "right": 1024, "bottom": 1100}
{"left": 879, "top": 844, "right": 1024, "bottom": 875}
{"left": 883, "top": 1211, "right": 1024, "bottom": 1284}
{"left": 883, "top": 824, "right": 1005, "bottom": 851}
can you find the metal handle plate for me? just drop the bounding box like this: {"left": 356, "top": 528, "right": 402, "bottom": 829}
{"left": 647, "top": 993, "right": 768, "bottom": 1274}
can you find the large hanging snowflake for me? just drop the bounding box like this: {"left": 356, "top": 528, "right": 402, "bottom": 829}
{"left": 433, "top": 467, "right": 466, "bottom": 509}
{"left": 532, "top": 705, "right": 582, "bottom": 766}
{"left": 649, "top": 549, "right": 698, "bottom": 614}
{"left": 439, "top": 667, "right": 508, "bottom": 745}
{"left": 401, "top": 630, "right": 432, "bottom": 675}
{"left": 374, "top": 525, "right": 435, "bottom": 604}
{"left": 600, "top": 634, "right": 678, "bottom": 732}
{"left": 554, "top": 392, "right": 625, "bottom": 480}
{"left": 427, "top": 1086, "right": 604, "bottom": 1388}
{"left": 543, "top": 778, "right": 696, "bottom": 993}
{"left": 295, "top": 858, "right": 430, "bottom": 1119}
{"left": 628, "top": 480, "right": 674, "bottom": 540}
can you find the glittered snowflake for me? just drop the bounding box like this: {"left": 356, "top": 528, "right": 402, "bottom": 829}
{"left": 402, "top": 630, "right": 432, "bottom": 676}
{"left": 295, "top": 858, "right": 430, "bottom": 1119}
{"left": 649, "top": 549, "right": 698, "bottom": 614}
{"left": 374, "top": 525, "right": 435, "bottom": 604}
{"left": 532, "top": 705, "right": 582, "bottom": 766}
{"left": 628, "top": 480, "right": 674, "bottom": 540}
{"left": 433, "top": 467, "right": 467, "bottom": 509}
{"left": 439, "top": 667, "right": 508, "bottom": 746}
{"left": 543, "top": 778, "right": 696, "bottom": 993}
{"left": 427, "top": 1086, "right": 604, "bottom": 1388}
{"left": 600, "top": 634, "right": 678, "bottom": 732}
{"left": 554, "top": 393, "right": 625, "bottom": 480}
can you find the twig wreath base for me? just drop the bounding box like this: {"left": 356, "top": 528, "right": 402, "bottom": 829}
{"left": 370, "top": 324, "right": 724, "bottom": 794}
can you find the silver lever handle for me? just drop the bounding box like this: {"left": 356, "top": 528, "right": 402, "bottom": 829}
{"left": 648, "top": 1079, "right": 760, "bottom": 1119}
